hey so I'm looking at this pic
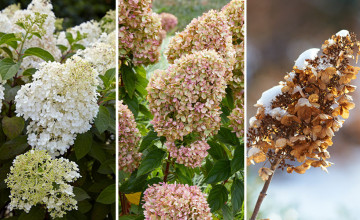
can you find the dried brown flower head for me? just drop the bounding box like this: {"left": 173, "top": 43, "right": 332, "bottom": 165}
{"left": 248, "top": 30, "right": 360, "bottom": 177}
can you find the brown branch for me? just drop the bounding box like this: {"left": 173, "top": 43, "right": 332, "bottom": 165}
{"left": 163, "top": 154, "right": 171, "bottom": 182}
{"left": 120, "top": 192, "right": 130, "bottom": 216}
{"left": 250, "top": 158, "right": 281, "bottom": 220}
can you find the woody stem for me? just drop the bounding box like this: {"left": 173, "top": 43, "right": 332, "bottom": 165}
{"left": 250, "top": 158, "right": 281, "bottom": 220}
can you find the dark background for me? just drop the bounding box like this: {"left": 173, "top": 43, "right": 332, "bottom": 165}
{"left": 0, "top": 0, "right": 115, "bottom": 28}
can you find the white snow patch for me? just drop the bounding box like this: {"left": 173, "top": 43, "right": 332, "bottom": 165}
{"left": 336, "top": 30, "right": 349, "bottom": 37}
{"left": 256, "top": 85, "right": 283, "bottom": 113}
{"left": 270, "top": 107, "right": 288, "bottom": 120}
{"left": 295, "top": 48, "right": 320, "bottom": 69}
{"left": 248, "top": 147, "right": 260, "bottom": 157}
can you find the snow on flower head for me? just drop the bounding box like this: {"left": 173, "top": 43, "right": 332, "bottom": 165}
{"left": 159, "top": 12, "right": 178, "bottom": 32}
{"left": 15, "top": 56, "right": 99, "bottom": 156}
{"left": 143, "top": 182, "right": 212, "bottom": 220}
{"left": 248, "top": 31, "right": 360, "bottom": 175}
{"left": 147, "top": 50, "right": 227, "bottom": 143}
{"left": 166, "top": 10, "right": 235, "bottom": 81}
{"left": 118, "top": 100, "right": 142, "bottom": 173}
{"left": 5, "top": 150, "right": 80, "bottom": 218}
{"left": 118, "top": 0, "right": 163, "bottom": 66}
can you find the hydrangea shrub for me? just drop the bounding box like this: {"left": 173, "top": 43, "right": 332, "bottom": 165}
{"left": 119, "top": 0, "right": 244, "bottom": 219}
{"left": 0, "top": 1, "right": 116, "bottom": 219}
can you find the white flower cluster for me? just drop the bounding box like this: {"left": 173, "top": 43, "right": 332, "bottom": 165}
{"left": 15, "top": 56, "right": 99, "bottom": 156}
{"left": 76, "top": 31, "right": 116, "bottom": 76}
{"left": 0, "top": 0, "right": 61, "bottom": 69}
{"left": 5, "top": 150, "right": 80, "bottom": 218}
{"left": 56, "top": 20, "right": 102, "bottom": 48}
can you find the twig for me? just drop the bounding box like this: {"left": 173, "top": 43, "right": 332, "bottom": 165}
{"left": 163, "top": 154, "right": 171, "bottom": 182}
{"left": 250, "top": 158, "right": 281, "bottom": 220}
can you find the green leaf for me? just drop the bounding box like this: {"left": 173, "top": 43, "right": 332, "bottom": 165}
{"left": 2, "top": 116, "right": 24, "bottom": 140}
{"left": 88, "top": 142, "right": 107, "bottom": 163}
{"left": 95, "top": 106, "right": 110, "bottom": 133}
{"left": 222, "top": 204, "right": 233, "bottom": 220}
{"left": 78, "top": 200, "right": 92, "bottom": 214}
{"left": 137, "top": 148, "right": 166, "bottom": 177}
{"left": 19, "top": 206, "right": 45, "bottom": 220}
{"left": 4, "top": 85, "right": 20, "bottom": 102}
{"left": 105, "top": 68, "right": 116, "bottom": 82}
{"left": 0, "top": 47, "right": 13, "bottom": 59}
{"left": 74, "top": 131, "right": 92, "bottom": 160}
{"left": 119, "top": 172, "right": 148, "bottom": 193}
{"left": 207, "top": 140, "right": 228, "bottom": 160}
{"left": 135, "top": 72, "right": 148, "bottom": 96}
{"left": 74, "top": 187, "right": 91, "bottom": 201}
{"left": 121, "top": 64, "right": 136, "bottom": 98}
{"left": 216, "top": 127, "right": 240, "bottom": 147}
{"left": 98, "top": 159, "right": 116, "bottom": 174}
{"left": 66, "top": 32, "right": 75, "bottom": 44}
{"left": 204, "top": 159, "right": 231, "bottom": 184}
{"left": 22, "top": 68, "right": 37, "bottom": 76}
{"left": 96, "top": 184, "right": 115, "bottom": 204}
{"left": 0, "top": 33, "right": 18, "bottom": 49}
{"left": 231, "top": 178, "right": 244, "bottom": 214}
{"left": 139, "top": 129, "right": 159, "bottom": 151}
{"left": 139, "top": 104, "right": 153, "bottom": 119}
{"left": 0, "top": 58, "right": 20, "bottom": 81}
{"left": 123, "top": 95, "right": 139, "bottom": 118}
{"left": 57, "top": 44, "right": 68, "bottom": 53}
{"left": 23, "top": 47, "right": 55, "bottom": 62}
{"left": 231, "top": 143, "right": 244, "bottom": 174}
{"left": 225, "top": 87, "right": 234, "bottom": 110}
{"left": 208, "top": 184, "right": 228, "bottom": 212}
{"left": 71, "top": 43, "right": 85, "bottom": 51}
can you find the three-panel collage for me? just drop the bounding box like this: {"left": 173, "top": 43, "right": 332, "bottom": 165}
{"left": 0, "top": 0, "right": 359, "bottom": 219}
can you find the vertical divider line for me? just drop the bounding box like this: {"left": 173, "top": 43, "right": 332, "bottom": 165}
{"left": 243, "top": 0, "right": 248, "bottom": 219}
{"left": 115, "top": 0, "right": 120, "bottom": 218}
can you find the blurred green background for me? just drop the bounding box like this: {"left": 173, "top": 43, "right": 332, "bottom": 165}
{"left": 0, "top": 0, "right": 115, "bottom": 29}
{"left": 152, "top": 0, "right": 228, "bottom": 32}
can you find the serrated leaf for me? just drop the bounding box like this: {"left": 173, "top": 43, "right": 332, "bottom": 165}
{"left": 208, "top": 184, "right": 228, "bottom": 212}
{"left": 204, "top": 159, "right": 231, "bottom": 184}
{"left": 74, "top": 131, "right": 92, "bottom": 160}
{"left": 139, "top": 129, "right": 159, "bottom": 151}
{"left": 74, "top": 187, "right": 91, "bottom": 201}
{"left": 0, "top": 33, "right": 18, "bottom": 49}
{"left": 231, "top": 178, "right": 244, "bottom": 214}
{"left": 207, "top": 140, "right": 228, "bottom": 160}
{"left": 23, "top": 47, "right": 55, "bottom": 62}
{"left": 121, "top": 64, "right": 136, "bottom": 98}
{"left": 137, "top": 148, "right": 166, "bottom": 177}
{"left": 216, "top": 127, "right": 240, "bottom": 147}
{"left": 0, "top": 58, "right": 20, "bottom": 80}
{"left": 2, "top": 116, "right": 24, "bottom": 140}
{"left": 231, "top": 143, "right": 244, "bottom": 174}
{"left": 96, "top": 184, "right": 115, "bottom": 204}
{"left": 105, "top": 68, "right": 116, "bottom": 82}
{"left": 95, "top": 106, "right": 110, "bottom": 133}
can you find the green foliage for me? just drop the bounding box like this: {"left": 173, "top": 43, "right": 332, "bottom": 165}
{"left": 120, "top": 55, "right": 244, "bottom": 219}
{"left": 0, "top": 3, "right": 116, "bottom": 219}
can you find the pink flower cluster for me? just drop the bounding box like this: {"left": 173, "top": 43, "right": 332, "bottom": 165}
{"left": 166, "top": 10, "right": 235, "bottom": 81}
{"left": 229, "top": 105, "right": 244, "bottom": 138}
{"left": 147, "top": 50, "right": 227, "bottom": 167}
{"left": 166, "top": 140, "right": 210, "bottom": 168}
{"left": 159, "top": 12, "right": 178, "bottom": 32}
{"left": 118, "top": 0, "right": 163, "bottom": 66}
{"left": 118, "top": 101, "right": 142, "bottom": 173}
{"left": 143, "top": 183, "right": 212, "bottom": 219}
{"left": 221, "top": 0, "right": 245, "bottom": 90}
